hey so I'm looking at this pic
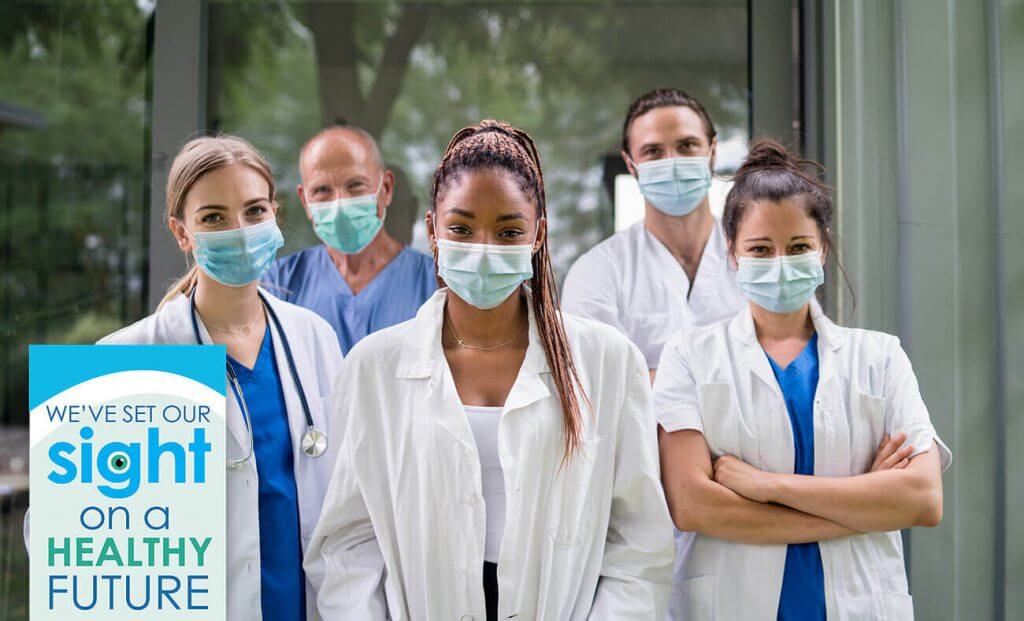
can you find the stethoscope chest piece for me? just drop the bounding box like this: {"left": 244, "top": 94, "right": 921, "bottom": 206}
{"left": 301, "top": 427, "right": 328, "bottom": 458}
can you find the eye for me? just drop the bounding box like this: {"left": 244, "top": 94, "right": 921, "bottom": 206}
{"left": 447, "top": 225, "right": 471, "bottom": 236}
{"left": 499, "top": 228, "right": 525, "bottom": 239}
{"left": 200, "top": 213, "right": 223, "bottom": 224}
{"left": 747, "top": 245, "right": 771, "bottom": 255}
{"left": 246, "top": 204, "right": 268, "bottom": 216}
{"left": 313, "top": 186, "right": 330, "bottom": 196}
{"left": 790, "top": 243, "right": 812, "bottom": 254}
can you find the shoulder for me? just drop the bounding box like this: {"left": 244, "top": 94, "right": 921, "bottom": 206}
{"left": 265, "top": 246, "right": 322, "bottom": 282}
{"left": 566, "top": 226, "right": 637, "bottom": 276}
{"left": 833, "top": 324, "right": 902, "bottom": 358}
{"left": 402, "top": 247, "right": 438, "bottom": 280}
{"left": 98, "top": 295, "right": 191, "bottom": 344}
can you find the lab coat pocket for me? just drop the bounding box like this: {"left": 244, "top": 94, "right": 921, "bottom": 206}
{"left": 696, "top": 382, "right": 739, "bottom": 458}
{"left": 881, "top": 590, "right": 914, "bottom": 620}
{"left": 670, "top": 574, "right": 715, "bottom": 621}
{"left": 548, "top": 434, "right": 606, "bottom": 549}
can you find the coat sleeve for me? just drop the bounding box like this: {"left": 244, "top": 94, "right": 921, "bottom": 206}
{"left": 883, "top": 336, "right": 953, "bottom": 470}
{"left": 590, "top": 344, "right": 675, "bottom": 619}
{"left": 651, "top": 330, "right": 703, "bottom": 434}
{"left": 303, "top": 361, "right": 389, "bottom": 619}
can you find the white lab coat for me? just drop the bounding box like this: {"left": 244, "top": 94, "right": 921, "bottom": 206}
{"left": 652, "top": 304, "right": 952, "bottom": 620}
{"left": 99, "top": 289, "right": 343, "bottom": 621}
{"left": 561, "top": 218, "right": 744, "bottom": 370}
{"left": 305, "top": 288, "right": 675, "bottom": 620}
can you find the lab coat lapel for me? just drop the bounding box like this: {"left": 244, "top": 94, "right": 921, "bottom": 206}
{"left": 503, "top": 299, "right": 552, "bottom": 415}
{"left": 728, "top": 307, "right": 783, "bottom": 400}
{"left": 396, "top": 290, "right": 477, "bottom": 453}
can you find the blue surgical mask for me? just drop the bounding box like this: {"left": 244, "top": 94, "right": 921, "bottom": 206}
{"left": 190, "top": 218, "right": 284, "bottom": 287}
{"left": 308, "top": 177, "right": 385, "bottom": 254}
{"left": 436, "top": 239, "right": 535, "bottom": 310}
{"left": 635, "top": 155, "right": 712, "bottom": 217}
{"left": 736, "top": 252, "right": 824, "bottom": 313}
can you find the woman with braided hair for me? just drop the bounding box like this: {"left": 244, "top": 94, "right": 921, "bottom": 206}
{"left": 305, "top": 120, "right": 674, "bottom": 620}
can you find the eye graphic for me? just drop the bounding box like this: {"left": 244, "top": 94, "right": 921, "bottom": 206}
{"left": 107, "top": 451, "right": 131, "bottom": 473}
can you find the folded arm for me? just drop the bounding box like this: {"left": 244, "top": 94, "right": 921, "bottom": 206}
{"left": 659, "top": 428, "right": 858, "bottom": 545}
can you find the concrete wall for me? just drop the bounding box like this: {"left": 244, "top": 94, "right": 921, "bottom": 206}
{"left": 821, "top": 0, "right": 1020, "bottom": 618}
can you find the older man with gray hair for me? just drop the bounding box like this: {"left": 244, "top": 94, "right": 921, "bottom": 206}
{"left": 263, "top": 125, "right": 436, "bottom": 354}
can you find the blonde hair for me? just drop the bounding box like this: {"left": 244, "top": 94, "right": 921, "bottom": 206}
{"left": 158, "top": 134, "right": 276, "bottom": 309}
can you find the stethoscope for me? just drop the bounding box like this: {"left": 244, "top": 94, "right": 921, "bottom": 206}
{"left": 189, "top": 290, "right": 328, "bottom": 469}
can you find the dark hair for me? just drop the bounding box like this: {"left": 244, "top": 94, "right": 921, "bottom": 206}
{"left": 723, "top": 138, "right": 854, "bottom": 308}
{"left": 621, "top": 88, "right": 717, "bottom": 155}
{"left": 430, "top": 119, "right": 588, "bottom": 462}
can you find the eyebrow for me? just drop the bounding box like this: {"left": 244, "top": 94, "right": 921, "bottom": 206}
{"left": 448, "top": 208, "right": 475, "bottom": 219}
{"left": 196, "top": 197, "right": 268, "bottom": 212}
{"left": 496, "top": 212, "right": 527, "bottom": 222}
{"left": 742, "top": 235, "right": 815, "bottom": 242}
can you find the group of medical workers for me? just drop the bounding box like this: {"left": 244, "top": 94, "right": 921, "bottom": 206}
{"left": 85, "top": 87, "right": 950, "bottom": 620}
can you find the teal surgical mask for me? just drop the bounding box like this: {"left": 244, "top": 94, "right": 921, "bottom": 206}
{"left": 190, "top": 218, "right": 284, "bottom": 287}
{"left": 308, "top": 177, "right": 385, "bottom": 254}
{"left": 436, "top": 238, "right": 535, "bottom": 310}
{"left": 736, "top": 252, "right": 824, "bottom": 313}
{"left": 635, "top": 155, "right": 712, "bottom": 217}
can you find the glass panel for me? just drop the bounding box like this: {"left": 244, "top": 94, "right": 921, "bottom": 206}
{"left": 207, "top": 0, "right": 749, "bottom": 276}
{"left": 0, "top": 3, "right": 153, "bottom": 617}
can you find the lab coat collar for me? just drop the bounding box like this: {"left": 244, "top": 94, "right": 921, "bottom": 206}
{"left": 727, "top": 299, "right": 843, "bottom": 352}
{"left": 728, "top": 299, "right": 844, "bottom": 395}
{"left": 395, "top": 287, "right": 552, "bottom": 380}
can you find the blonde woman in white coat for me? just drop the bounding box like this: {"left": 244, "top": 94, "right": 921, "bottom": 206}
{"left": 305, "top": 120, "right": 674, "bottom": 620}
{"left": 653, "top": 140, "right": 951, "bottom": 621}
{"left": 101, "top": 135, "right": 341, "bottom": 621}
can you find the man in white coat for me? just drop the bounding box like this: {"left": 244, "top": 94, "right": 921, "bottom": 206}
{"left": 562, "top": 88, "right": 745, "bottom": 378}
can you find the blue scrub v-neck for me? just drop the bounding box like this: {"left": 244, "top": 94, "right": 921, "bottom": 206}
{"left": 262, "top": 245, "right": 437, "bottom": 355}
{"left": 227, "top": 327, "right": 305, "bottom": 621}
{"left": 766, "top": 333, "right": 826, "bottom": 621}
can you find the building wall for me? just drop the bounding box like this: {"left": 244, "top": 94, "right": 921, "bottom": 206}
{"left": 823, "top": 0, "right": 1020, "bottom": 618}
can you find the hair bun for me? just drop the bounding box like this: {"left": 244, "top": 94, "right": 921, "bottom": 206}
{"left": 739, "top": 138, "right": 795, "bottom": 172}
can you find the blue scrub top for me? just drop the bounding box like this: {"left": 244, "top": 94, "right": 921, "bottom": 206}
{"left": 263, "top": 245, "right": 437, "bottom": 355}
{"left": 228, "top": 327, "right": 305, "bottom": 621}
{"left": 766, "top": 333, "right": 826, "bottom": 621}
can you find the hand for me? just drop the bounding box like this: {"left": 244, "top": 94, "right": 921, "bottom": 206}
{"left": 870, "top": 432, "right": 914, "bottom": 472}
{"left": 713, "top": 454, "right": 776, "bottom": 503}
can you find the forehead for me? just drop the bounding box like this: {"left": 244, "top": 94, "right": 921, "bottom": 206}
{"left": 185, "top": 164, "right": 270, "bottom": 206}
{"left": 435, "top": 167, "right": 535, "bottom": 217}
{"left": 737, "top": 198, "right": 821, "bottom": 236}
{"left": 629, "top": 105, "right": 707, "bottom": 145}
{"left": 301, "top": 130, "right": 380, "bottom": 179}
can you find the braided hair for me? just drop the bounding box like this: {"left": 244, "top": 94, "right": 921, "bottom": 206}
{"left": 431, "top": 119, "right": 588, "bottom": 462}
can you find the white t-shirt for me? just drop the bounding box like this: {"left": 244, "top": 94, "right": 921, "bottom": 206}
{"left": 561, "top": 217, "right": 745, "bottom": 369}
{"left": 465, "top": 405, "right": 505, "bottom": 564}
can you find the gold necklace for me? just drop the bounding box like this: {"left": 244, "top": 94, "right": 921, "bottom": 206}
{"left": 444, "top": 311, "right": 527, "bottom": 352}
{"left": 203, "top": 309, "right": 265, "bottom": 338}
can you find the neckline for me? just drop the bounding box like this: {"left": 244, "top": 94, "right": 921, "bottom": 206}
{"left": 319, "top": 244, "right": 409, "bottom": 298}
{"left": 226, "top": 324, "right": 271, "bottom": 374}
{"left": 640, "top": 216, "right": 723, "bottom": 288}
{"left": 766, "top": 332, "right": 819, "bottom": 375}
{"left": 463, "top": 405, "right": 504, "bottom": 413}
